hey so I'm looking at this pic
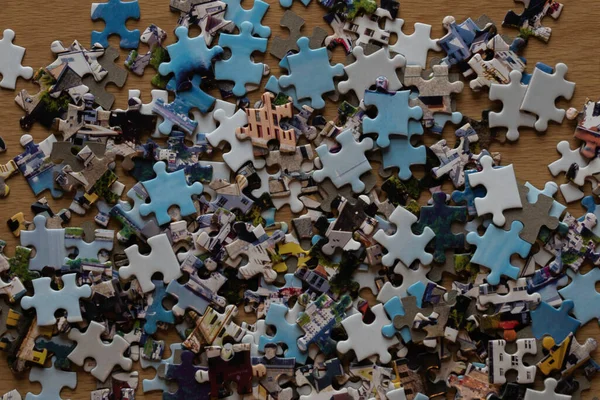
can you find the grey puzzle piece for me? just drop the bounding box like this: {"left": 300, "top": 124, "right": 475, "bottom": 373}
{"left": 82, "top": 46, "right": 128, "bottom": 109}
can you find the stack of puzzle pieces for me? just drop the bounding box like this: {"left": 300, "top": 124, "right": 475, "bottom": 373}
{"left": 0, "top": 0, "right": 598, "bottom": 399}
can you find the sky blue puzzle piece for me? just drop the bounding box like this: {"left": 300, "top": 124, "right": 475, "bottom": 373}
{"left": 280, "top": 0, "right": 311, "bottom": 7}
{"left": 530, "top": 300, "right": 580, "bottom": 343}
{"left": 265, "top": 75, "right": 311, "bottom": 110}
{"left": 259, "top": 303, "right": 308, "bottom": 364}
{"left": 26, "top": 357, "right": 77, "bottom": 400}
{"left": 313, "top": 129, "right": 373, "bottom": 193}
{"left": 144, "top": 280, "right": 176, "bottom": 335}
{"left": 166, "top": 280, "right": 211, "bottom": 316}
{"left": 431, "top": 111, "right": 463, "bottom": 134}
{"left": 223, "top": 0, "right": 271, "bottom": 38}
{"left": 466, "top": 220, "right": 531, "bottom": 285}
{"left": 159, "top": 26, "right": 223, "bottom": 91}
{"left": 525, "top": 181, "right": 566, "bottom": 218}
{"left": 580, "top": 196, "right": 600, "bottom": 236}
{"left": 139, "top": 161, "right": 203, "bottom": 225}
{"left": 407, "top": 281, "right": 426, "bottom": 308}
{"left": 559, "top": 268, "right": 600, "bottom": 325}
{"left": 363, "top": 87, "right": 422, "bottom": 148}
{"left": 20, "top": 215, "right": 68, "bottom": 271}
{"left": 279, "top": 37, "right": 344, "bottom": 109}
{"left": 64, "top": 228, "right": 114, "bottom": 263}
{"left": 141, "top": 343, "right": 182, "bottom": 393}
{"left": 382, "top": 296, "right": 412, "bottom": 343}
{"left": 215, "top": 21, "right": 267, "bottom": 97}
{"left": 21, "top": 273, "right": 91, "bottom": 326}
{"left": 91, "top": 0, "right": 140, "bottom": 49}
{"left": 382, "top": 120, "right": 426, "bottom": 180}
{"left": 452, "top": 169, "right": 486, "bottom": 216}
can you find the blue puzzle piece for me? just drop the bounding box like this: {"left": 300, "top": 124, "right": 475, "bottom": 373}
{"left": 159, "top": 25, "right": 223, "bottom": 91}
{"left": 13, "top": 135, "right": 64, "bottom": 199}
{"left": 139, "top": 161, "right": 203, "bottom": 225}
{"left": 144, "top": 280, "right": 175, "bottom": 334}
{"left": 525, "top": 181, "right": 566, "bottom": 218}
{"left": 580, "top": 196, "right": 600, "bottom": 236}
{"left": 363, "top": 86, "right": 422, "bottom": 148}
{"left": 91, "top": 0, "right": 140, "bottom": 49}
{"left": 382, "top": 296, "right": 412, "bottom": 343}
{"left": 466, "top": 221, "right": 531, "bottom": 285}
{"left": 64, "top": 228, "right": 114, "bottom": 263}
{"left": 21, "top": 273, "right": 91, "bottom": 326}
{"left": 223, "top": 0, "right": 271, "bottom": 38}
{"left": 20, "top": 215, "right": 68, "bottom": 271}
{"left": 382, "top": 120, "right": 426, "bottom": 180}
{"left": 215, "top": 21, "right": 267, "bottom": 97}
{"left": 559, "top": 268, "right": 600, "bottom": 325}
{"left": 265, "top": 75, "right": 311, "bottom": 110}
{"left": 431, "top": 111, "right": 463, "bottom": 134}
{"left": 26, "top": 357, "right": 77, "bottom": 400}
{"left": 259, "top": 303, "right": 308, "bottom": 363}
{"left": 141, "top": 343, "right": 183, "bottom": 393}
{"left": 452, "top": 169, "right": 487, "bottom": 216}
{"left": 279, "top": 37, "right": 344, "bottom": 109}
{"left": 530, "top": 300, "right": 580, "bottom": 343}
{"left": 280, "top": 0, "right": 311, "bottom": 7}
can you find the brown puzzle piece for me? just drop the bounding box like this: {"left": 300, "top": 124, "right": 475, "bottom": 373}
{"left": 270, "top": 10, "right": 328, "bottom": 60}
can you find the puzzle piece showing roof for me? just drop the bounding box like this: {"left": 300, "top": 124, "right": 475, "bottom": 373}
{"left": 530, "top": 300, "right": 580, "bottom": 343}
{"left": 278, "top": 37, "right": 343, "bottom": 110}
{"left": 503, "top": 0, "right": 563, "bottom": 42}
{"left": 91, "top": 0, "right": 141, "bottom": 49}
{"left": 558, "top": 268, "right": 600, "bottom": 325}
{"left": 520, "top": 63, "right": 575, "bottom": 132}
{"left": 259, "top": 303, "right": 308, "bottom": 363}
{"left": 26, "top": 357, "right": 77, "bottom": 400}
{"left": 0, "top": 29, "right": 33, "bottom": 89}
{"left": 215, "top": 22, "right": 267, "bottom": 97}
{"left": 523, "top": 378, "right": 571, "bottom": 400}
{"left": 223, "top": 0, "right": 271, "bottom": 38}
{"left": 338, "top": 46, "right": 405, "bottom": 101}
{"left": 488, "top": 338, "right": 537, "bottom": 384}
{"left": 206, "top": 109, "right": 266, "bottom": 171}
{"left": 296, "top": 294, "right": 352, "bottom": 354}
{"left": 536, "top": 333, "right": 597, "bottom": 378}
{"left": 159, "top": 26, "right": 223, "bottom": 91}
{"left": 363, "top": 77, "right": 422, "bottom": 148}
{"left": 468, "top": 155, "right": 522, "bottom": 226}
{"left": 313, "top": 129, "right": 373, "bottom": 193}
{"left": 466, "top": 221, "right": 531, "bottom": 285}
{"left": 119, "top": 233, "right": 182, "bottom": 293}
{"left": 381, "top": 121, "right": 426, "bottom": 180}
{"left": 20, "top": 215, "right": 68, "bottom": 272}
{"left": 385, "top": 19, "right": 440, "bottom": 68}
{"left": 374, "top": 204, "right": 435, "bottom": 267}
{"left": 143, "top": 280, "right": 176, "bottom": 334}
{"left": 343, "top": 8, "right": 391, "bottom": 48}
{"left": 21, "top": 274, "right": 91, "bottom": 326}
{"left": 13, "top": 134, "right": 63, "bottom": 199}
{"left": 139, "top": 161, "right": 203, "bottom": 225}
{"left": 489, "top": 70, "right": 536, "bottom": 141}
{"left": 46, "top": 40, "right": 107, "bottom": 82}
{"left": 337, "top": 303, "right": 399, "bottom": 363}
{"left": 414, "top": 192, "right": 466, "bottom": 263}
{"left": 68, "top": 320, "right": 133, "bottom": 381}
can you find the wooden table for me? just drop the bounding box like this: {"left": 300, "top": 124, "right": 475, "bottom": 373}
{"left": 0, "top": 0, "right": 598, "bottom": 398}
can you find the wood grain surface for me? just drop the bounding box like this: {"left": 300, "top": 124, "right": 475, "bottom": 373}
{"left": 0, "top": 0, "right": 599, "bottom": 398}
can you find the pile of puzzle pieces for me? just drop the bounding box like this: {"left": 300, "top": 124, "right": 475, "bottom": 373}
{"left": 0, "top": 0, "right": 599, "bottom": 399}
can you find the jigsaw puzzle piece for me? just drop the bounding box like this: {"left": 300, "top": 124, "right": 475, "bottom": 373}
{"left": 91, "top": 0, "right": 141, "bottom": 49}
{"left": 0, "top": 29, "right": 33, "bottom": 89}
{"left": 223, "top": 0, "right": 271, "bottom": 38}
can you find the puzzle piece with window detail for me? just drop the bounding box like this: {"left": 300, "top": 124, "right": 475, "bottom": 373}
{"left": 545, "top": 213, "right": 600, "bottom": 273}
{"left": 223, "top": 0, "right": 271, "bottom": 38}
{"left": 374, "top": 204, "right": 435, "bottom": 267}
{"left": 82, "top": 46, "right": 128, "bottom": 109}
{"left": 488, "top": 338, "right": 537, "bottom": 384}
{"left": 503, "top": 0, "right": 563, "bottom": 42}
{"left": 139, "top": 161, "right": 203, "bottom": 225}
{"left": 337, "top": 303, "right": 399, "bottom": 363}
{"left": 466, "top": 221, "right": 531, "bottom": 285}
{"left": 68, "top": 320, "right": 133, "bottom": 382}
{"left": 0, "top": 29, "right": 33, "bottom": 89}
{"left": 343, "top": 8, "right": 392, "bottom": 48}
{"left": 215, "top": 22, "right": 267, "bottom": 97}
{"left": 21, "top": 274, "right": 91, "bottom": 326}
{"left": 537, "top": 333, "right": 597, "bottom": 378}
{"left": 119, "top": 233, "right": 182, "bottom": 293}
{"left": 259, "top": 303, "right": 308, "bottom": 363}
{"left": 91, "top": 0, "right": 141, "bottom": 49}
{"left": 279, "top": 37, "right": 344, "bottom": 110}
{"left": 26, "top": 357, "right": 76, "bottom": 400}
{"left": 13, "top": 134, "right": 63, "bottom": 199}
{"left": 414, "top": 192, "right": 466, "bottom": 263}
{"left": 468, "top": 155, "right": 522, "bottom": 226}
{"left": 313, "top": 129, "right": 373, "bottom": 193}
{"left": 363, "top": 77, "right": 422, "bottom": 148}
{"left": 271, "top": 10, "right": 327, "bottom": 59}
